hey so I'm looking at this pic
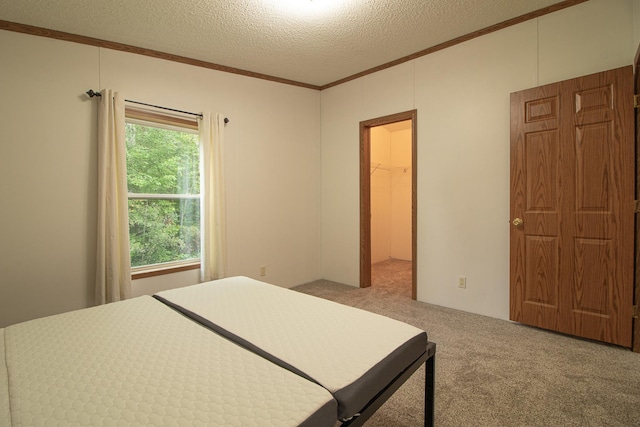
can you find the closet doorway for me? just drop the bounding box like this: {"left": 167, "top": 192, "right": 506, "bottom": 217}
{"left": 360, "top": 110, "right": 417, "bottom": 299}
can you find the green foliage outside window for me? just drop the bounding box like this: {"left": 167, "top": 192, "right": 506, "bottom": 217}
{"left": 125, "top": 122, "right": 201, "bottom": 268}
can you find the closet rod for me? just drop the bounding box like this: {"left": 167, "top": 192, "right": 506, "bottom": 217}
{"left": 85, "top": 90, "right": 229, "bottom": 124}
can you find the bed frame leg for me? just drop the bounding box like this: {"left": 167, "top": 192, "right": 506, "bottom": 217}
{"left": 425, "top": 346, "right": 436, "bottom": 427}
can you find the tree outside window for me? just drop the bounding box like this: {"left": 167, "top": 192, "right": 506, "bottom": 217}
{"left": 125, "top": 119, "right": 200, "bottom": 268}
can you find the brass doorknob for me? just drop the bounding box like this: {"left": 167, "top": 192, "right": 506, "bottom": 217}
{"left": 512, "top": 217, "right": 523, "bottom": 227}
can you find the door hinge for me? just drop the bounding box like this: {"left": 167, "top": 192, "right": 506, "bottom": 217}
{"left": 634, "top": 305, "right": 640, "bottom": 319}
{"left": 635, "top": 200, "right": 640, "bottom": 213}
{"left": 635, "top": 94, "right": 640, "bottom": 108}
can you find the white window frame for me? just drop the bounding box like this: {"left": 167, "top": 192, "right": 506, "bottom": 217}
{"left": 125, "top": 107, "right": 201, "bottom": 278}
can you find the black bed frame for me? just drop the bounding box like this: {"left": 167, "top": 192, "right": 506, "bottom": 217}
{"left": 341, "top": 341, "right": 436, "bottom": 427}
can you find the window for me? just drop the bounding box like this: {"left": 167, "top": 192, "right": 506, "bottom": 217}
{"left": 125, "top": 108, "right": 201, "bottom": 273}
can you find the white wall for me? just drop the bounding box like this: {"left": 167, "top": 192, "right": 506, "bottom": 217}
{"left": 389, "top": 128, "right": 412, "bottom": 261}
{"left": 0, "top": 31, "right": 322, "bottom": 327}
{"left": 635, "top": 0, "right": 640, "bottom": 48}
{"left": 320, "top": 0, "right": 637, "bottom": 320}
{"left": 370, "top": 127, "right": 392, "bottom": 264}
{"left": 0, "top": 32, "right": 98, "bottom": 328}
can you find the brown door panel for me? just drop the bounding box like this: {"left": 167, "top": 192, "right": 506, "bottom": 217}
{"left": 510, "top": 66, "right": 634, "bottom": 347}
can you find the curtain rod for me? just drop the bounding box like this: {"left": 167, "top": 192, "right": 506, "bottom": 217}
{"left": 86, "top": 90, "right": 229, "bottom": 124}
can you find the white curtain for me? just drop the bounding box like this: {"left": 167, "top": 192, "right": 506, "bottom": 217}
{"left": 95, "top": 90, "right": 132, "bottom": 304}
{"left": 199, "top": 113, "right": 227, "bottom": 282}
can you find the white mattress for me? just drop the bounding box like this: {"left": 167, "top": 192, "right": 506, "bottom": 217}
{"left": 1, "top": 296, "right": 336, "bottom": 427}
{"left": 155, "top": 276, "right": 428, "bottom": 420}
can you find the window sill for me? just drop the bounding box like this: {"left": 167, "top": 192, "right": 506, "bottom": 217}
{"left": 132, "top": 260, "right": 200, "bottom": 280}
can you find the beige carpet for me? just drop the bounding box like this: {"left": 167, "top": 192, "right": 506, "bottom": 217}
{"left": 293, "top": 259, "right": 640, "bottom": 427}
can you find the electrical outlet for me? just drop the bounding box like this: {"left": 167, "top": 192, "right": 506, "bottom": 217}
{"left": 458, "top": 276, "right": 466, "bottom": 289}
{"left": 260, "top": 265, "right": 266, "bottom": 276}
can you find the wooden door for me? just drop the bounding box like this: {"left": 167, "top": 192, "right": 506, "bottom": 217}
{"left": 510, "top": 66, "right": 634, "bottom": 347}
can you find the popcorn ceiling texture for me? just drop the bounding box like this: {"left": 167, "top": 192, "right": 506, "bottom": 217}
{"left": 0, "top": 0, "right": 565, "bottom": 86}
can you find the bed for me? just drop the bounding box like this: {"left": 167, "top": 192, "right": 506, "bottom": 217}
{"left": 1, "top": 296, "right": 336, "bottom": 426}
{"left": 155, "top": 276, "right": 436, "bottom": 426}
{"left": 2, "top": 277, "right": 435, "bottom": 426}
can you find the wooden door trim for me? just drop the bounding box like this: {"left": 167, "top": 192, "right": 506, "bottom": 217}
{"left": 360, "top": 110, "right": 418, "bottom": 299}
{"left": 634, "top": 44, "right": 640, "bottom": 353}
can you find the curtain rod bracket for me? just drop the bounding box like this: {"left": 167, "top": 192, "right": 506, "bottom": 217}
{"left": 86, "top": 89, "right": 102, "bottom": 98}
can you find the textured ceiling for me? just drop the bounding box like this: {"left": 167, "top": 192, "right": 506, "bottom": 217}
{"left": 0, "top": 0, "right": 571, "bottom": 87}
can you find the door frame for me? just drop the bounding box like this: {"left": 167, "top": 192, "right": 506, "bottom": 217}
{"left": 360, "top": 110, "right": 418, "bottom": 299}
{"left": 634, "top": 45, "right": 640, "bottom": 353}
